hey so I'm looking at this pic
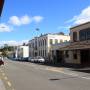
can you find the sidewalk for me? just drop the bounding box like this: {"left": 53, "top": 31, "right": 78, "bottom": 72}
{"left": 0, "top": 79, "right": 6, "bottom": 90}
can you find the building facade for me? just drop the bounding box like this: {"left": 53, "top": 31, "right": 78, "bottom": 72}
{"left": 60, "top": 22, "right": 90, "bottom": 66}
{"left": 51, "top": 42, "right": 70, "bottom": 64}
{"left": 15, "top": 45, "right": 29, "bottom": 60}
{"left": 29, "top": 33, "right": 70, "bottom": 62}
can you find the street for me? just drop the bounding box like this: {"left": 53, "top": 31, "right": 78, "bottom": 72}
{"left": 0, "top": 58, "right": 90, "bottom": 90}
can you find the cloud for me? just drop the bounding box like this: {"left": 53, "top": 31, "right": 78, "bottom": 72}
{"left": 9, "top": 15, "right": 31, "bottom": 26}
{"left": 0, "top": 40, "right": 29, "bottom": 46}
{"left": 9, "top": 15, "right": 44, "bottom": 26}
{"left": 21, "top": 15, "right": 32, "bottom": 24}
{"left": 57, "top": 26, "right": 71, "bottom": 30}
{"left": 0, "top": 23, "right": 13, "bottom": 32}
{"left": 9, "top": 16, "right": 21, "bottom": 26}
{"left": 33, "top": 16, "right": 44, "bottom": 23}
{"left": 66, "top": 6, "right": 90, "bottom": 25}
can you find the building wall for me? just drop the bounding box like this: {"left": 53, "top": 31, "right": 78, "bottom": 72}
{"left": 70, "top": 22, "right": 90, "bottom": 42}
{"left": 29, "top": 34, "right": 70, "bottom": 61}
{"left": 64, "top": 50, "right": 81, "bottom": 64}
{"left": 16, "top": 46, "right": 29, "bottom": 59}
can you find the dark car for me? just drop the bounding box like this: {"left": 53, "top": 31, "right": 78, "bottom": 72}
{"left": 0, "top": 57, "right": 4, "bottom": 65}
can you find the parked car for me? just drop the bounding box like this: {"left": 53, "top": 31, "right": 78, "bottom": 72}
{"left": 22, "top": 57, "right": 28, "bottom": 61}
{"left": 28, "top": 57, "right": 33, "bottom": 62}
{"left": 0, "top": 56, "right": 4, "bottom": 65}
{"left": 35, "top": 56, "right": 45, "bottom": 63}
{"left": 28, "top": 57, "right": 35, "bottom": 62}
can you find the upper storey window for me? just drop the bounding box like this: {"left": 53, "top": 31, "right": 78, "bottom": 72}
{"left": 73, "top": 32, "right": 77, "bottom": 42}
{"left": 79, "top": 28, "right": 90, "bottom": 41}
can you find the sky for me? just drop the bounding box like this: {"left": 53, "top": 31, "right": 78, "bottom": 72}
{"left": 0, "top": 0, "right": 90, "bottom": 45}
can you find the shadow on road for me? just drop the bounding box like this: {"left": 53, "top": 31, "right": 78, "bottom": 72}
{"left": 70, "top": 68, "right": 90, "bottom": 73}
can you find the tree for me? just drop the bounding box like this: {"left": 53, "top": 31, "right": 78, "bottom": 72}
{"left": 58, "top": 32, "right": 65, "bottom": 35}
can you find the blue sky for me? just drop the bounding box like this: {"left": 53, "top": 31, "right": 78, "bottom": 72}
{"left": 0, "top": 0, "right": 90, "bottom": 45}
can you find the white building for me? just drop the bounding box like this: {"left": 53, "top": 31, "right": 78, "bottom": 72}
{"left": 29, "top": 33, "right": 70, "bottom": 62}
{"left": 15, "top": 45, "right": 29, "bottom": 60}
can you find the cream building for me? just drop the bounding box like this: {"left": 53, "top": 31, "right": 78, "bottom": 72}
{"left": 29, "top": 33, "right": 70, "bottom": 62}
{"left": 60, "top": 22, "right": 90, "bottom": 67}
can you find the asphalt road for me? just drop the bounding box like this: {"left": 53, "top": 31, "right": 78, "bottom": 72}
{"left": 0, "top": 58, "right": 90, "bottom": 90}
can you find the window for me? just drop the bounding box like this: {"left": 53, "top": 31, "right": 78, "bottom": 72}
{"left": 43, "top": 40, "right": 44, "bottom": 46}
{"left": 43, "top": 50, "right": 44, "bottom": 57}
{"left": 41, "top": 40, "right": 42, "bottom": 46}
{"left": 73, "top": 50, "right": 77, "bottom": 59}
{"left": 65, "top": 51, "right": 69, "bottom": 58}
{"left": 79, "top": 30, "right": 86, "bottom": 41}
{"left": 86, "top": 29, "right": 90, "bottom": 40}
{"left": 79, "top": 28, "right": 90, "bottom": 41}
{"left": 50, "top": 39, "right": 53, "bottom": 45}
{"left": 65, "top": 40, "right": 67, "bottom": 42}
{"left": 60, "top": 40, "right": 63, "bottom": 43}
{"left": 55, "top": 39, "right": 58, "bottom": 44}
{"left": 45, "top": 50, "right": 46, "bottom": 56}
{"left": 73, "top": 32, "right": 77, "bottom": 42}
{"left": 44, "top": 39, "right": 47, "bottom": 46}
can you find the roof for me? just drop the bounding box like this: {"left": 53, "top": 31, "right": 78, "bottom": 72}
{"left": 70, "top": 22, "right": 90, "bottom": 30}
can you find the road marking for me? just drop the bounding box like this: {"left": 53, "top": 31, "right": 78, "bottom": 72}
{"left": 4, "top": 76, "right": 8, "bottom": 80}
{"left": 81, "top": 77, "right": 90, "bottom": 80}
{"left": 0, "top": 70, "right": 3, "bottom": 73}
{"left": 7, "top": 81, "right": 12, "bottom": 87}
{"left": 46, "top": 67, "right": 63, "bottom": 73}
{"left": 46, "top": 67, "right": 90, "bottom": 80}
{"left": 2, "top": 73, "right": 5, "bottom": 76}
{"left": 12, "top": 89, "right": 14, "bottom": 90}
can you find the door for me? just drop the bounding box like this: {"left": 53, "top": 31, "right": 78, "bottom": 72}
{"left": 80, "top": 49, "right": 90, "bottom": 66}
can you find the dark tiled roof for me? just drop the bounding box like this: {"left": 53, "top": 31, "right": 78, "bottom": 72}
{"left": 70, "top": 22, "right": 90, "bottom": 30}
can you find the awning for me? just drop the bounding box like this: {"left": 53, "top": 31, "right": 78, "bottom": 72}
{"left": 60, "top": 41, "right": 90, "bottom": 50}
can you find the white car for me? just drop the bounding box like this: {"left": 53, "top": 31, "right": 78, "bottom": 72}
{"left": 35, "top": 56, "right": 45, "bottom": 63}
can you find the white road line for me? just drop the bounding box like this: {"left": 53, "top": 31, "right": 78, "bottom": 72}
{"left": 2, "top": 73, "right": 5, "bottom": 76}
{"left": 7, "top": 81, "right": 12, "bottom": 87}
{"left": 4, "top": 76, "right": 8, "bottom": 80}
{"left": 81, "top": 77, "right": 90, "bottom": 80}
{"left": 46, "top": 68, "right": 78, "bottom": 76}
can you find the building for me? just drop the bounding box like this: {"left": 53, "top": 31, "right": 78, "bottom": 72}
{"left": 29, "top": 33, "right": 70, "bottom": 62}
{"left": 15, "top": 45, "right": 29, "bottom": 60}
{"left": 51, "top": 42, "right": 70, "bottom": 64}
{"left": 60, "top": 22, "right": 90, "bottom": 66}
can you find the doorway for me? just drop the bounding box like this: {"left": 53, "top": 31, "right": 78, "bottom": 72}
{"left": 56, "top": 50, "right": 64, "bottom": 63}
{"left": 80, "top": 49, "right": 90, "bottom": 66}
